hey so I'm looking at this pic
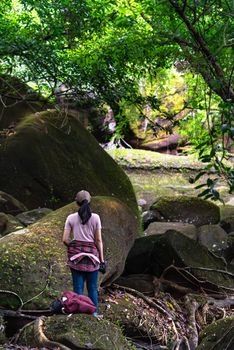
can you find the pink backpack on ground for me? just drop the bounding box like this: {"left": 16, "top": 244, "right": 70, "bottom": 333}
{"left": 61, "top": 291, "right": 96, "bottom": 314}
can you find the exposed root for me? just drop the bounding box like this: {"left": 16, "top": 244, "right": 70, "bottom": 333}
{"left": 34, "top": 316, "right": 70, "bottom": 350}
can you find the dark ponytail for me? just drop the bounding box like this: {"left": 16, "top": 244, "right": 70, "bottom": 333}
{"left": 77, "top": 199, "right": 92, "bottom": 224}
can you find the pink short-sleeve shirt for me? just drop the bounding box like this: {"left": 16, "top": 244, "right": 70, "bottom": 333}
{"left": 64, "top": 213, "right": 101, "bottom": 242}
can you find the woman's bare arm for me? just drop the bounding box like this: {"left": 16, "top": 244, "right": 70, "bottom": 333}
{"left": 95, "top": 229, "right": 104, "bottom": 262}
{"left": 62, "top": 228, "right": 71, "bottom": 246}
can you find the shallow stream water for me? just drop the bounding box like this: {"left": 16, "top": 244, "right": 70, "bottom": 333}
{"left": 126, "top": 169, "right": 234, "bottom": 209}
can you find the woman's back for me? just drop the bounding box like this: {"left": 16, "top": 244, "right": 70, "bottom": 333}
{"left": 64, "top": 212, "right": 101, "bottom": 242}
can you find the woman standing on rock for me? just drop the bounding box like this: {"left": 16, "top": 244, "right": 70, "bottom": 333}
{"left": 62, "top": 190, "right": 105, "bottom": 315}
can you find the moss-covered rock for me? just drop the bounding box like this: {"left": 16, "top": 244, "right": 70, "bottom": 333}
{"left": 197, "top": 316, "right": 234, "bottom": 350}
{"left": 0, "top": 212, "right": 24, "bottom": 237}
{"left": 0, "top": 191, "right": 27, "bottom": 215}
{"left": 197, "top": 225, "right": 228, "bottom": 254}
{"left": 150, "top": 196, "right": 220, "bottom": 226}
{"left": 16, "top": 208, "right": 53, "bottom": 226}
{"left": 18, "top": 314, "right": 136, "bottom": 350}
{"left": 0, "top": 110, "right": 138, "bottom": 218}
{"left": 108, "top": 148, "right": 202, "bottom": 171}
{"left": 125, "top": 231, "right": 234, "bottom": 293}
{"left": 0, "top": 196, "right": 138, "bottom": 309}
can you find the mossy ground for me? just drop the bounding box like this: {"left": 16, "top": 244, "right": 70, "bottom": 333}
{"left": 108, "top": 148, "right": 202, "bottom": 170}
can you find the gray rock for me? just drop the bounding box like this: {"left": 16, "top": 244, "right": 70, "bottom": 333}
{"left": 0, "top": 228, "right": 30, "bottom": 240}
{"left": 226, "top": 197, "right": 234, "bottom": 206}
{"left": 145, "top": 221, "right": 197, "bottom": 240}
{"left": 125, "top": 230, "right": 234, "bottom": 293}
{"left": 115, "top": 274, "right": 154, "bottom": 296}
{"left": 142, "top": 210, "right": 162, "bottom": 230}
{"left": 16, "top": 208, "right": 53, "bottom": 226}
{"left": 0, "top": 212, "right": 24, "bottom": 236}
{"left": 220, "top": 217, "right": 234, "bottom": 234}
{"left": 223, "top": 235, "right": 234, "bottom": 263}
{"left": 0, "top": 191, "right": 27, "bottom": 215}
{"left": 0, "top": 212, "right": 7, "bottom": 234}
{"left": 198, "top": 225, "right": 228, "bottom": 253}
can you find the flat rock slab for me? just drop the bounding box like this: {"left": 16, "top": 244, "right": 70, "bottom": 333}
{"left": 145, "top": 221, "right": 197, "bottom": 240}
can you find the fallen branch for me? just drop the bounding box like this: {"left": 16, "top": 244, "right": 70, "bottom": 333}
{"left": 0, "top": 309, "right": 37, "bottom": 320}
{"left": 207, "top": 297, "right": 234, "bottom": 308}
{"left": 185, "top": 266, "right": 234, "bottom": 278}
{"left": 153, "top": 276, "right": 194, "bottom": 296}
{"left": 184, "top": 296, "right": 199, "bottom": 350}
{"left": 161, "top": 264, "right": 234, "bottom": 295}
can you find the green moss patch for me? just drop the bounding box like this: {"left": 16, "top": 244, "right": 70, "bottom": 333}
{"left": 108, "top": 149, "right": 202, "bottom": 170}
{"left": 151, "top": 196, "right": 220, "bottom": 226}
{"left": 197, "top": 317, "right": 234, "bottom": 350}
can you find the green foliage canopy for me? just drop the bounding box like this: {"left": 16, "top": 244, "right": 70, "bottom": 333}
{"left": 0, "top": 0, "right": 233, "bottom": 104}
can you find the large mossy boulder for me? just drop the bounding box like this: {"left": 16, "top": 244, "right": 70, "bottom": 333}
{"left": 150, "top": 196, "right": 220, "bottom": 226}
{"left": 197, "top": 317, "right": 234, "bottom": 350}
{"left": 18, "top": 314, "right": 136, "bottom": 350}
{"left": 0, "top": 196, "right": 139, "bottom": 309}
{"left": 0, "top": 110, "right": 138, "bottom": 216}
{"left": 125, "top": 230, "right": 234, "bottom": 293}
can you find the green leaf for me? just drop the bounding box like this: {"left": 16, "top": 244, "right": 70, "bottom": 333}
{"left": 198, "top": 189, "right": 211, "bottom": 197}
{"left": 193, "top": 171, "right": 206, "bottom": 182}
{"left": 195, "top": 183, "right": 207, "bottom": 189}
